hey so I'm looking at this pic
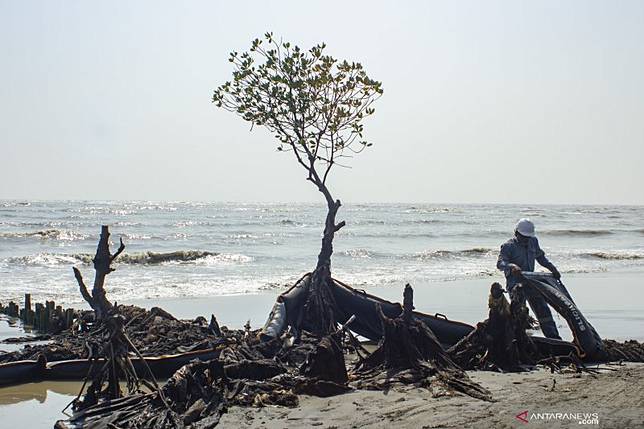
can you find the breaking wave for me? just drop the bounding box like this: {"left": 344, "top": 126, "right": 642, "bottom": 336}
{"left": 0, "top": 229, "right": 88, "bottom": 241}
{"left": 542, "top": 229, "right": 614, "bottom": 237}
{"left": 404, "top": 206, "right": 455, "bottom": 213}
{"left": 117, "top": 251, "right": 219, "bottom": 264}
{"left": 413, "top": 248, "right": 495, "bottom": 260}
{"left": 342, "top": 248, "right": 378, "bottom": 259}
{"left": 279, "top": 219, "right": 299, "bottom": 225}
{"left": 5, "top": 250, "right": 252, "bottom": 266}
{"left": 581, "top": 251, "right": 644, "bottom": 261}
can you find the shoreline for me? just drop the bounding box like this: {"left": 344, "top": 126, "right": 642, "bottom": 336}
{"left": 1, "top": 270, "right": 643, "bottom": 428}
{"left": 2, "top": 270, "right": 643, "bottom": 344}
{"left": 128, "top": 270, "right": 644, "bottom": 342}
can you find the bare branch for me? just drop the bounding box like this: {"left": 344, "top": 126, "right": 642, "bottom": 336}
{"left": 73, "top": 267, "right": 95, "bottom": 309}
{"left": 111, "top": 237, "right": 125, "bottom": 262}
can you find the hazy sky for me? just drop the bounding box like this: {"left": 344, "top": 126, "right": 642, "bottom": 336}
{"left": 1, "top": 1, "right": 643, "bottom": 204}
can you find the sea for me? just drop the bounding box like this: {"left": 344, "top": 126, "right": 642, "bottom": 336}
{"left": 0, "top": 201, "right": 643, "bottom": 307}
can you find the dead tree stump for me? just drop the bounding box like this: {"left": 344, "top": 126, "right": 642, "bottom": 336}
{"left": 73, "top": 225, "right": 124, "bottom": 320}
{"left": 355, "top": 284, "right": 492, "bottom": 401}
{"left": 71, "top": 226, "right": 163, "bottom": 411}
{"left": 448, "top": 282, "right": 538, "bottom": 372}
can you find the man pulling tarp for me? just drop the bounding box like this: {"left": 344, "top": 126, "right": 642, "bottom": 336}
{"left": 497, "top": 218, "right": 562, "bottom": 339}
{"left": 496, "top": 218, "right": 607, "bottom": 360}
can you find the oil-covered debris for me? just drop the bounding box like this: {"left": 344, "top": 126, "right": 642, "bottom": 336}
{"left": 0, "top": 305, "right": 223, "bottom": 364}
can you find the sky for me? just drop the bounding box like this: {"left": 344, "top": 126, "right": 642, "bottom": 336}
{"left": 1, "top": 0, "right": 643, "bottom": 204}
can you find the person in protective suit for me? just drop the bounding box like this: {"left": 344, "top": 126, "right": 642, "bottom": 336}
{"left": 497, "top": 218, "right": 562, "bottom": 339}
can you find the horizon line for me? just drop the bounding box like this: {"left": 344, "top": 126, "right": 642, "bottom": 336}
{"left": 1, "top": 198, "right": 643, "bottom": 207}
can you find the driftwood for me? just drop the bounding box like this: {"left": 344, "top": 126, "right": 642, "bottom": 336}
{"left": 354, "top": 284, "right": 492, "bottom": 401}
{"left": 50, "top": 272, "right": 644, "bottom": 428}
{"left": 602, "top": 339, "right": 644, "bottom": 362}
{"left": 68, "top": 226, "right": 164, "bottom": 412}
{"left": 73, "top": 226, "right": 124, "bottom": 320}
{"left": 446, "top": 282, "right": 644, "bottom": 372}
{"left": 55, "top": 326, "right": 317, "bottom": 428}
{"left": 0, "top": 306, "right": 224, "bottom": 364}
{"left": 448, "top": 282, "right": 539, "bottom": 372}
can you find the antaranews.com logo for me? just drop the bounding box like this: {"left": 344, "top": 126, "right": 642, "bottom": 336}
{"left": 516, "top": 410, "right": 600, "bottom": 425}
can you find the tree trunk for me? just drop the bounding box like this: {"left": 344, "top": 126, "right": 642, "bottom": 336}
{"left": 300, "top": 183, "right": 345, "bottom": 337}
{"left": 315, "top": 198, "right": 342, "bottom": 272}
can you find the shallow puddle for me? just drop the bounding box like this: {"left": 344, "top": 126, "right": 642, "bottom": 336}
{"left": 0, "top": 381, "right": 80, "bottom": 428}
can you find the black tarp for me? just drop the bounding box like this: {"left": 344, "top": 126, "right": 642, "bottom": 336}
{"left": 521, "top": 272, "right": 606, "bottom": 361}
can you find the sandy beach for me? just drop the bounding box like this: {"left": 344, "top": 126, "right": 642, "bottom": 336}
{"left": 2, "top": 363, "right": 641, "bottom": 429}
{"left": 1, "top": 270, "right": 643, "bottom": 428}
{"left": 219, "top": 363, "right": 644, "bottom": 429}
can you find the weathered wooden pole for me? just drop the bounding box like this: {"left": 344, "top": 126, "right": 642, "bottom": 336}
{"left": 24, "top": 294, "right": 31, "bottom": 315}
{"left": 24, "top": 294, "right": 35, "bottom": 325}
{"left": 403, "top": 283, "right": 414, "bottom": 326}
{"left": 65, "top": 308, "right": 75, "bottom": 329}
{"left": 8, "top": 301, "right": 19, "bottom": 318}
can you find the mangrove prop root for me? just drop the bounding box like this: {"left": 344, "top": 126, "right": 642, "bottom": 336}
{"left": 602, "top": 339, "right": 644, "bottom": 362}
{"left": 301, "top": 335, "right": 349, "bottom": 384}
{"left": 448, "top": 282, "right": 539, "bottom": 372}
{"left": 70, "top": 227, "right": 154, "bottom": 412}
{"left": 301, "top": 268, "right": 338, "bottom": 337}
{"left": 355, "top": 284, "right": 492, "bottom": 401}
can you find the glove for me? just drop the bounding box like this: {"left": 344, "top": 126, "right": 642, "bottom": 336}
{"left": 551, "top": 268, "right": 561, "bottom": 280}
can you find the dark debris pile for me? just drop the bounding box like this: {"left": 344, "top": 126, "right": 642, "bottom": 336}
{"left": 54, "top": 329, "right": 354, "bottom": 429}
{"left": 603, "top": 339, "right": 644, "bottom": 362}
{"left": 0, "top": 305, "right": 221, "bottom": 364}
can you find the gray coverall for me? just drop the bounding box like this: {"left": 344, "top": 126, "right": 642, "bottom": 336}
{"left": 496, "top": 236, "right": 561, "bottom": 339}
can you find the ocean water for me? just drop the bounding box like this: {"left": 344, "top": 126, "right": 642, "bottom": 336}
{"left": 0, "top": 201, "right": 643, "bottom": 306}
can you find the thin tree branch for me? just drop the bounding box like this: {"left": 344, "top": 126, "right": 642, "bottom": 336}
{"left": 73, "top": 267, "right": 95, "bottom": 309}
{"left": 111, "top": 238, "right": 125, "bottom": 262}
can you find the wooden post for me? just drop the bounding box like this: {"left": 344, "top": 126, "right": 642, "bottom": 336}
{"left": 65, "top": 308, "right": 75, "bottom": 329}
{"left": 36, "top": 303, "right": 46, "bottom": 331}
{"left": 8, "top": 301, "right": 19, "bottom": 318}
{"left": 24, "top": 294, "right": 33, "bottom": 325}
{"left": 403, "top": 283, "right": 414, "bottom": 326}
{"left": 24, "top": 294, "right": 31, "bottom": 314}
{"left": 45, "top": 301, "right": 55, "bottom": 332}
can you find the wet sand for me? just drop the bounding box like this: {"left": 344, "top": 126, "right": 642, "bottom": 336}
{"left": 219, "top": 363, "right": 644, "bottom": 428}
{"left": 130, "top": 271, "right": 644, "bottom": 342}
{"left": 2, "top": 365, "right": 641, "bottom": 429}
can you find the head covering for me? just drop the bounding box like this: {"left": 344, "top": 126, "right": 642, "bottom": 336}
{"left": 515, "top": 218, "right": 536, "bottom": 237}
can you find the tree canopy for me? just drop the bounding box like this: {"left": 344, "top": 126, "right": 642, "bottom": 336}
{"left": 212, "top": 32, "right": 383, "bottom": 203}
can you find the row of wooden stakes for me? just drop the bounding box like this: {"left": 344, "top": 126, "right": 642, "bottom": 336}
{"left": 0, "top": 294, "right": 79, "bottom": 333}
